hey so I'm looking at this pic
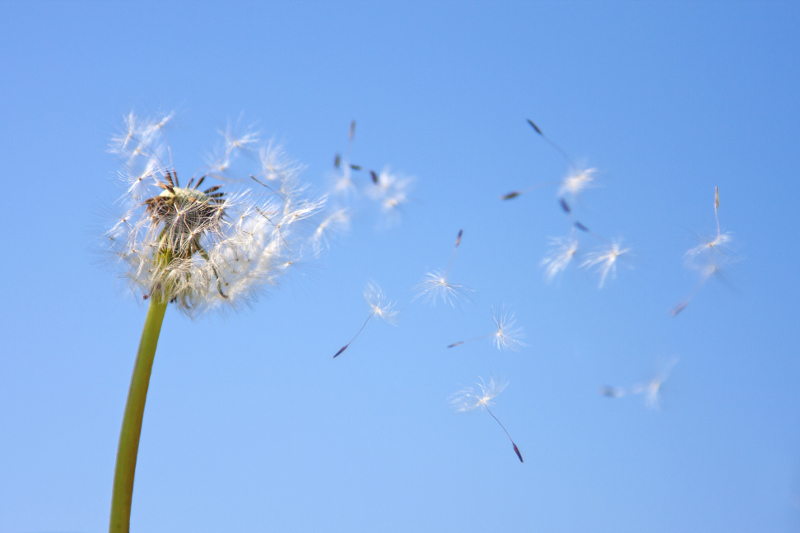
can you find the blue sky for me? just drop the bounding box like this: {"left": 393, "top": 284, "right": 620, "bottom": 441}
{"left": 1, "top": 1, "right": 799, "bottom": 532}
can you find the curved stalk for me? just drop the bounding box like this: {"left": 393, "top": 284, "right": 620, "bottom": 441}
{"left": 109, "top": 297, "right": 168, "bottom": 533}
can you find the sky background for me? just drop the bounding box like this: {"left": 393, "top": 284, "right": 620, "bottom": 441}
{"left": 1, "top": 1, "right": 799, "bottom": 532}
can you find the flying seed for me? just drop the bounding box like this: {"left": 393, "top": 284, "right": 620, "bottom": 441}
{"left": 447, "top": 307, "right": 525, "bottom": 351}
{"left": 450, "top": 377, "right": 523, "bottom": 464}
{"left": 414, "top": 230, "right": 474, "bottom": 306}
{"left": 527, "top": 119, "right": 543, "bottom": 136}
{"left": 332, "top": 281, "right": 397, "bottom": 359}
{"left": 513, "top": 443, "right": 524, "bottom": 463}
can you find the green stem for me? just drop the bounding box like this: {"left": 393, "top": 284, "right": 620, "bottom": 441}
{"left": 109, "top": 297, "right": 168, "bottom": 533}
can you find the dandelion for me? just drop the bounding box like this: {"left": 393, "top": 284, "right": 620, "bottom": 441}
{"left": 333, "top": 281, "right": 397, "bottom": 358}
{"left": 414, "top": 230, "right": 475, "bottom": 306}
{"left": 580, "top": 240, "right": 631, "bottom": 289}
{"left": 541, "top": 234, "right": 579, "bottom": 283}
{"left": 104, "top": 112, "right": 324, "bottom": 533}
{"left": 448, "top": 307, "right": 526, "bottom": 351}
{"left": 450, "top": 377, "right": 523, "bottom": 463}
{"left": 672, "top": 187, "right": 738, "bottom": 316}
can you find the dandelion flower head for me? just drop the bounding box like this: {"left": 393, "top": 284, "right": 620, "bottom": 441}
{"left": 105, "top": 112, "right": 324, "bottom": 315}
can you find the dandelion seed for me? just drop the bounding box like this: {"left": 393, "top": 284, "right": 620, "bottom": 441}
{"left": 448, "top": 307, "right": 526, "bottom": 350}
{"left": 527, "top": 118, "right": 574, "bottom": 167}
{"left": 311, "top": 209, "right": 350, "bottom": 253}
{"left": 558, "top": 167, "right": 597, "bottom": 199}
{"left": 580, "top": 240, "right": 631, "bottom": 289}
{"left": 450, "top": 377, "right": 523, "bottom": 463}
{"left": 673, "top": 187, "right": 738, "bottom": 315}
{"left": 599, "top": 358, "right": 677, "bottom": 409}
{"left": 630, "top": 358, "right": 678, "bottom": 410}
{"left": 367, "top": 166, "right": 414, "bottom": 223}
{"left": 599, "top": 386, "right": 626, "bottom": 398}
{"left": 329, "top": 120, "right": 363, "bottom": 197}
{"left": 332, "top": 163, "right": 357, "bottom": 196}
{"left": 220, "top": 118, "right": 260, "bottom": 156}
{"left": 333, "top": 281, "right": 397, "bottom": 358}
{"left": 541, "top": 234, "right": 579, "bottom": 283}
{"left": 414, "top": 230, "right": 474, "bottom": 306}
{"left": 502, "top": 119, "right": 596, "bottom": 203}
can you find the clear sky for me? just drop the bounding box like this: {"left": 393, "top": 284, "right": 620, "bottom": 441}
{"left": 1, "top": 1, "right": 799, "bottom": 532}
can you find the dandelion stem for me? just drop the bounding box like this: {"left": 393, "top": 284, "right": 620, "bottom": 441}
{"left": 109, "top": 297, "right": 168, "bottom": 533}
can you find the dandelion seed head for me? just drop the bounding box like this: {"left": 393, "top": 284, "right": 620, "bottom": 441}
{"left": 580, "top": 240, "right": 631, "bottom": 288}
{"left": 450, "top": 377, "right": 507, "bottom": 412}
{"left": 104, "top": 112, "right": 324, "bottom": 316}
